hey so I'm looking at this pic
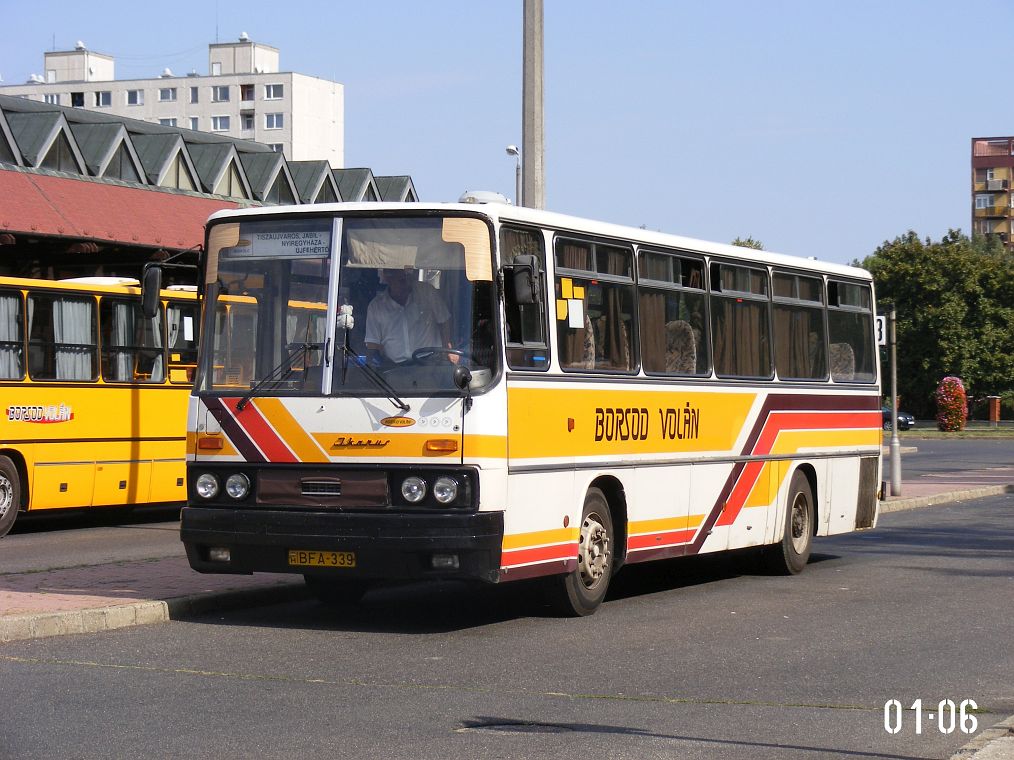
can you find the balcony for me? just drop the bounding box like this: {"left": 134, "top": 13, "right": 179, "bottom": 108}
{"left": 974, "top": 205, "right": 1011, "bottom": 218}
{"left": 987, "top": 178, "right": 1009, "bottom": 191}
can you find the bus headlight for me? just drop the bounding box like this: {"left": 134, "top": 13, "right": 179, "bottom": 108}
{"left": 433, "top": 476, "right": 459, "bottom": 505}
{"left": 225, "top": 473, "right": 250, "bottom": 500}
{"left": 195, "top": 473, "right": 220, "bottom": 499}
{"left": 401, "top": 476, "right": 427, "bottom": 503}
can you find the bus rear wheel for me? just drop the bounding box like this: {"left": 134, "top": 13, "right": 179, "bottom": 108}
{"left": 0, "top": 456, "right": 21, "bottom": 538}
{"left": 764, "top": 470, "right": 814, "bottom": 575}
{"left": 546, "top": 487, "right": 614, "bottom": 616}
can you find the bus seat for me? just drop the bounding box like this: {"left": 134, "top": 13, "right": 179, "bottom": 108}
{"left": 665, "top": 320, "right": 696, "bottom": 374}
{"left": 829, "top": 342, "right": 855, "bottom": 382}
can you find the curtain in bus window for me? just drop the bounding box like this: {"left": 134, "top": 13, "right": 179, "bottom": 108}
{"left": 557, "top": 242, "right": 594, "bottom": 369}
{"left": 149, "top": 311, "right": 164, "bottom": 382}
{"left": 774, "top": 305, "right": 826, "bottom": 380}
{"left": 110, "top": 301, "right": 134, "bottom": 381}
{"left": 53, "top": 298, "right": 94, "bottom": 380}
{"left": 639, "top": 290, "right": 666, "bottom": 371}
{"left": 0, "top": 293, "right": 23, "bottom": 379}
{"left": 600, "top": 251, "right": 632, "bottom": 370}
{"left": 713, "top": 298, "right": 770, "bottom": 378}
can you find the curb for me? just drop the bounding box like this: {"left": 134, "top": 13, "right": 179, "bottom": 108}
{"left": 0, "top": 581, "right": 306, "bottom": 644}
{"left": 950, "top": 714, "right": 1014, "bottom": 759}
{"left": 880, "top": 485, "right": 1014, "bottom": 513}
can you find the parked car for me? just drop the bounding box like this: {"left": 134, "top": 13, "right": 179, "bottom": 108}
{"left": 882, "top": 408, "right": 915, "bottom": 431}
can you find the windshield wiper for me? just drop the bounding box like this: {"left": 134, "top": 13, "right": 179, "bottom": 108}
{"left": 236, "top": 342, "right": 314, "bottom": 411}
{"left": 336, "top": 341, "right": 410, "bottom": 413}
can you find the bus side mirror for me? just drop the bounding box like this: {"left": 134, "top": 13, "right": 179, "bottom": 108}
{"left": 141, "top": 264, "right": 162, "bottom": 319}
{"left": 507, "top": 255, "right": 540, "bottom": 306}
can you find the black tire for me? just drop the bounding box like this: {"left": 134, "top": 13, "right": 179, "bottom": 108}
{"left": 303, "top": 575, "right": 371, "bottom": 606}
{"left": 0, "top": 455, "right": 21, "bottom": 538}
{"left": 764, "top": 470, "right": 814, "bottom": 575}
{"left": 545, "top": 487, "right": 614, "bottom": 616}
{"left": 882, "top": 420, "right": 892, "bottom": 431}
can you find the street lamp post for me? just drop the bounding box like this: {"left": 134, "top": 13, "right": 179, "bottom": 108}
{"left": 506, "top": 145, "right": 522, "bottom": 206}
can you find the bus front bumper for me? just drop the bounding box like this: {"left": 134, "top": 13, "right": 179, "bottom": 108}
{"left": 180, "top": 506, "right": 504, "bottom": 583}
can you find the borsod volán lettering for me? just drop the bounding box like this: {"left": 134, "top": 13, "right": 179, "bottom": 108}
{"left": 593, "top": 403, "right": 701, "bottom": 443}
{"left": 6, "top": 403, "right": 74, "bottom": 423}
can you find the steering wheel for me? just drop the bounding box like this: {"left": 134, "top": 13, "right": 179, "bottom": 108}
{"left": 410, "top": 347, "right": 473, "bottom": 365}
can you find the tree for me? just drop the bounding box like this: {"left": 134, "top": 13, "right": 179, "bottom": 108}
{"left": 731, "top": 236, "right": 764, "bottom": 250}
{"left": 860, "top": 230, "right": 1014, "bottom": 418}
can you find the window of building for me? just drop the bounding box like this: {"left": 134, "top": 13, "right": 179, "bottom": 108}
{"left": 241, "top": 113, "right": 254, "bottom": 131}
{"left": 46, "top": 70, "right": 56, "bottom": 83}
{"left": 211, "top": 115, "right": 230, "bottom": 132}
{"left": 710, "top": 262, "right": 772, "bottom": 379}
{"left": 265, "top": 83, "right": 284, "bottom": 100}
{"left": 211, "top": 62, "right": 222, "bottom": 76}
{"left": 268, "top": 143, "right": 284, "bottom": 153}
{"left": 158, "top": 87, "right": 177, "bottom": 102}
{"left": 44, "top": 93, "right": 61, "bottom": 105}
{"left": 240, "top": 84, "right": 255, "bottom": 101}
{"left": 71, "top": 92, "right": 84, "bottom": 107}
{"left": 159, "top": 118, "right": 178, "bottom": 127}
{"left": 265, "top": 113, "right": 283, "bottom": 130}
{"left": 93, "top": 91, "right": 111, "bottom": 107}
{"left": 189, "top": 86, "right": 199, "bottom": 104}
{"left": 28, "top": 294, "right": 97, "bottom": 381}
{"left": 638, "top": 251, "right": 709, "bottom": 376}
{"left": 100, "top": 298, "right": 165, "bottom": 383}
{"left": 212, "top": 85, "right": 230, "bottom": 102}
{"left": 39, "top": 133, "right": 79, "bottom": 173}
{"left": 555, "top": 238, "right": 636, "bottom": 372}
{"left": 975, "top": 193, "right": 995, "bottom": 209}
{"left": 0, "top": 289, "right": 25, "bottom": 380}
{"left": 189, "top": 117, "right": 199, "bottom": 130}
{"left": 102, "top": 144, "right": 141, "bottom": 183}
{"left": 126, "top": 89, "right": 144, "bottom": 106}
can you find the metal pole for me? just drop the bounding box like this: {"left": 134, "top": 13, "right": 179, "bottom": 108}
{"left": 889, "top": 307, "right": 902, "bottom": 496}
{"left": 516, "top": 158, "right": 522, "bottom": 208}
{"left": 522, "top": 0, "right": 545, "bottom": 208}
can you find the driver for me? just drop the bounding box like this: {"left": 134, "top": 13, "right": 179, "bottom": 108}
{"left": 364, "top": 268, "right": 452, "bottom": 365}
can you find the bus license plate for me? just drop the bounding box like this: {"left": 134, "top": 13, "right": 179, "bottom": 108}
{"left": 287, "top": 550, "right": 356, "bottom": 568}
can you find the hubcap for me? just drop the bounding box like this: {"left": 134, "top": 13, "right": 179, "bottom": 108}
{"left": 577, "top": 512, "right": 610, "bottom": 589}
{"left": 0, "top": 474, "right": 12, "bottom": 519}
{"left": 789, "top": 492, "right": 809, "bottom": 554}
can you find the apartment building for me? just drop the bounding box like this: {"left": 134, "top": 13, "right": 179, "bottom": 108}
{"left": 971, "top": 136, "right": 1014, "bottom": 247}
{"left": 1, "top": 35, "right": 343, "bottom": 166}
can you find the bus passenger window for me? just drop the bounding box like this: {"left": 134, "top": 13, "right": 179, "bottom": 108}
{"left": 555, "top": 239, "right": 635, "bottom": 372}
{"left": 167, "top": 302, "right": 199, "bottom": 383}
{"left": 0, "top": 290, "right": 25, "bottom": 380}
{"left": 101, "top": 298, "right": 165, "bottom": 383}
{"left": 28, "top": 294, "right": 98, "bottom": 381}
{"left": 827, "top": 281, "right": 875, "bottom": 383}
{"left": 638, "top": 252, "right": 710, "bottom": 376}
{"left": 772, "top": 272, "right": 827, "bottom": 381}
{"left": 710, "top": 263, "right": 772, "bottom": 379}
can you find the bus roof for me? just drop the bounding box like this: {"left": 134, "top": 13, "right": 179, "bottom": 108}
{"left": 206, "top": 202, "right": 872, "bottom": 281}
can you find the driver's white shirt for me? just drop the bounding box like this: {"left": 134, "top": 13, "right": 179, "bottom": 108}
{"left": 364, "top": 282, "right": 450, "bottom": 363}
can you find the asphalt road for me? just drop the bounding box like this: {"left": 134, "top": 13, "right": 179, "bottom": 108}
{"left": 2, "top": 495, "right": 1011, "bottom": 760}
{"left": 893, "top": 437, "right": 1013, "bottom": 478}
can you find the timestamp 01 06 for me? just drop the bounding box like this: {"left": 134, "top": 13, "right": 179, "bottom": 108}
{"left": 883, "top": 699, "right": 978, "bottom": 735}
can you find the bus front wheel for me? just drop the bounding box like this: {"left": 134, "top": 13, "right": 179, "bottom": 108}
{"left": 546, "top": 487, "right": 614, "bottom": 616}
{"left": 0, "top": 455, "right": 21, "bottom": 538}
{"left": 764, "top": 470, "right": 814, "bottom": 575}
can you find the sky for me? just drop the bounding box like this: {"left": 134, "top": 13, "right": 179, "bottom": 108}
{"left": 2, "top": 0, "right": 1012, "bottom": 265}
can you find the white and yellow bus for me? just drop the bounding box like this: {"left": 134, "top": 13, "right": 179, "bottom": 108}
{"left": 0, "top": 276, "right": 201, "bottom": 537}
{"left": 168, "top": 203, "right": 881, "bottom": 615}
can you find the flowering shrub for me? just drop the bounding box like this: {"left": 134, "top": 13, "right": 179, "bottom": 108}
{"left": 935, "top": 376, "right": 967, "bottom": 431}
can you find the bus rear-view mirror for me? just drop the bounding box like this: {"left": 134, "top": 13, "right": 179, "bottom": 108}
{"left": 508, "top": 255, "right": 540, "bottom": 306}
{"left": 141, "top": 264, "right": 162, "bottom": 319}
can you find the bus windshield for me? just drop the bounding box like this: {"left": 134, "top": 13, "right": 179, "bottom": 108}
{"left": 199, "top": 214, "right": 497, "bottom": 397}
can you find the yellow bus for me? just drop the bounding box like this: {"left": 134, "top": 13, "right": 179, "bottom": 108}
{"left": 165, "top": 203, "right": 882, "bottom": 615}
{"left": 0, "top": 276, "right": 200, "bottom": 537}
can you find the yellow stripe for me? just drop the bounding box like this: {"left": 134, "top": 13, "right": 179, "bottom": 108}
{"left": 254, "top": 398, "right": 329, "bottom": 462}
{"left": 770, "top": 428, "right": 880, "bottom": 455}
{"left": 310, "top": 432, "right": 460, "bottom": 458}
{"left": 502, "top": 527, "right": 579, "bottom": 550}
{"left": 628, "top": 514, "right": 705, "bottom": 535}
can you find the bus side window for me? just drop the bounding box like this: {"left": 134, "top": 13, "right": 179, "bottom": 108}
{"left": 501, "top": 226, "right": 549, "bottom": 370}
{"left": 100, "top": 297, "right": 165, "bottom": 383}
{"left": 28, "top": 293, "right": 98, "bottom": 382}
{"left": 167, "top": 301, "right": 199, "bottom": 383}
{"left": 827, "top": 280, "right": 875, "bottom": 383}
{"left": 0, "top": 289, "right": 25, "bottom": 380}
